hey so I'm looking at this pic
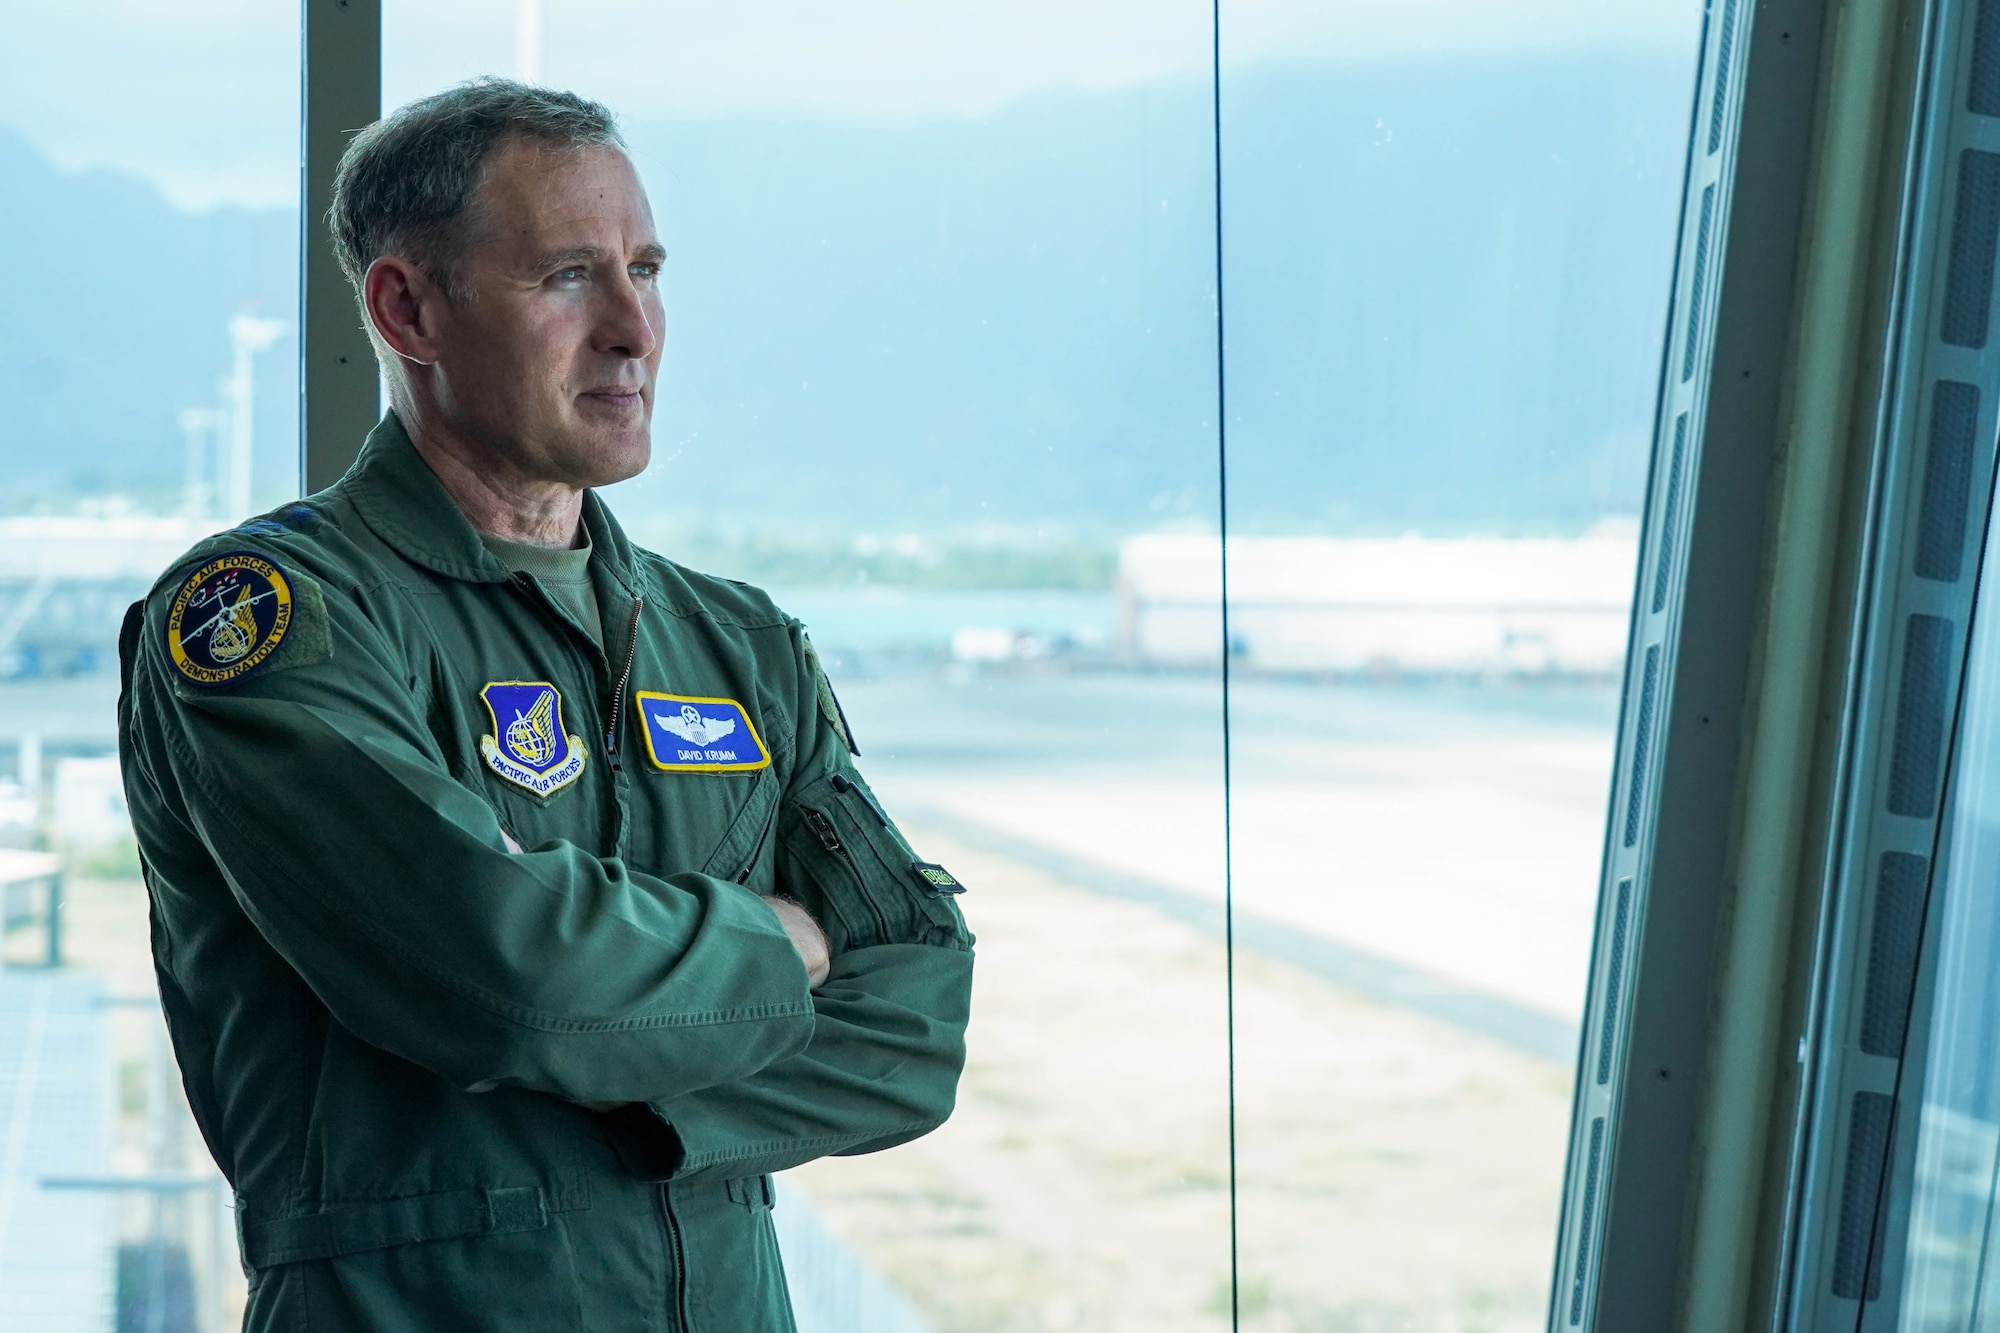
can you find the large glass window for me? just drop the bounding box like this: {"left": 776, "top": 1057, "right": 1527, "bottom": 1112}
{"left": 2, "top": 2, "right": 1708, "bottom": 1329}
{"left": 0, "top": 4, "right": 301, "bottom": 1330}
{"left": 1215, "top": 9, "right": 1699, "bottom": 1325}
{"left": 1894, "top": 466, "right": 2000, "bottom": 1330}
{"left": 390, "top": 4, "right": 1234, "bottom": 1327}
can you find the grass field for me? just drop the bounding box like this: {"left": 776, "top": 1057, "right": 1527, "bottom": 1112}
{"left": 791, "top": 826, "right": 1572, "bottom": 1333}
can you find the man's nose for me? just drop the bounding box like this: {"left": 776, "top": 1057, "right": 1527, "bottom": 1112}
{"left": 593, "top": 272, "right": 658, "bottom": 361}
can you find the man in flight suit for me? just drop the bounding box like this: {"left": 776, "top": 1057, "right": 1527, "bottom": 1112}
{"left": 117, "top": 79, "right": 973, "bottom": 1331}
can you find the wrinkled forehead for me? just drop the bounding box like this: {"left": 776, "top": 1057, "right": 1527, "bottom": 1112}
{"left": 466, "top": 138, "right": 657, "bottom": 264}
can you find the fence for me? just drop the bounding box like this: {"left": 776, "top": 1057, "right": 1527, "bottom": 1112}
{"left": 776, "top": 1177, "right": 934, "bottom": 1333}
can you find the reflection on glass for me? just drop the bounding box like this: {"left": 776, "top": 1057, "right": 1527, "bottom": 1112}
{"left": 1218, "top": 4, "right": 1701, "bottom": 1324}
{"left": 389, "top": 2, "right": 1233, "bottom": 1326}
{"left": 0, "top": 2, "right": 299, "bottom": 1330}
{"left": 1899, "top": 497, "right": 2000, "bottom": 1329}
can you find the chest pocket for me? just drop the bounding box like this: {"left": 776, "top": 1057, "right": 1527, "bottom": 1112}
{"left": 698, "top": 766, "right": 783, "bottom": 889}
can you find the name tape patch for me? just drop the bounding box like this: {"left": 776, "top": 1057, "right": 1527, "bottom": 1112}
{"left": 911, "top": 862, "right": 965, "bottom": 895}
{"left": 165, "top": 552, "right": 295, "bottom": 687}
{"left": 636, "top": 692, "right": 771, "bottom": 773}
{"left": 479, "top": 682, "right": 587, "bottom": 796}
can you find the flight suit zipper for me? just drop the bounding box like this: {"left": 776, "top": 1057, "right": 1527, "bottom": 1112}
{"left": 605, "top": 596, "right": 644, "bottom": 771}
{"left": 663, "top": 1183, "right": 693, "bottom": 1331}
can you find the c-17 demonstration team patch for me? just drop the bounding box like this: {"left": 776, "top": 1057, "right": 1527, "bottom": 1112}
{"left": 165, "top": 553, "right": 295, "bottom": 687}
{"left": 635, "top": 692, "right": 771, "bottom": 773}
{"left": 479, "top": 682, "right": 588, "bottom": 796}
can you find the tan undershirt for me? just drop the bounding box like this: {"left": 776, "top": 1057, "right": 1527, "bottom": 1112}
{"left": 480, "top": 530, "right": 604, "bottom": 649}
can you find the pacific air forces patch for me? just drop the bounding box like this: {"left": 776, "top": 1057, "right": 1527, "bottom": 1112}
{"left": 635, "top": 692, "right": 771, "bottom": 773}
{"left": 165, "top": 552, "right": 296, "bottom": 687}
{"left": 479, "top": 682, "right": 588, "bottom": 796}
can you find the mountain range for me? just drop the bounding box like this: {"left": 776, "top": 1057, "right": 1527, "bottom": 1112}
{"left": 0, "top": 49, "right": 1693, "bottom": 539}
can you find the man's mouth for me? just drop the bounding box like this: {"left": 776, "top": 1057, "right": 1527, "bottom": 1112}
{"left": 579, "top": 385, "right": 645, "bottom": 409}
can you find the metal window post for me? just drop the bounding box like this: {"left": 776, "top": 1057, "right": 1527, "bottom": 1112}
{"left": 45, "top": 870, "right": 60, "bottom": 968}
{"left": 301, "top": 0, "right": 382, "bottom": 492}
{"left": 1551, "top": 0, "right": 1938, "bottom": 1328}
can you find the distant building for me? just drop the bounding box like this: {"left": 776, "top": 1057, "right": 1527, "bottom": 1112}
{"left": 1117, "top": 528, "right": 1640, "bottom": 676}
{"left": 0, "top": 515, "right": 224, "bottom": 680}
{"left": 52, "top": 758, "right": 128, "bottom": 848}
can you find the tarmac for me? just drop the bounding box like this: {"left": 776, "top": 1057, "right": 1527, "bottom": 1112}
{"left": 842, "top": 667, "right": 1615, "bottom": 1054}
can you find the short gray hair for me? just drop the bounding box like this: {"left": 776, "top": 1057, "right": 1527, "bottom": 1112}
{"left": 328, "top": 78, "right": 625, "bottom": 301}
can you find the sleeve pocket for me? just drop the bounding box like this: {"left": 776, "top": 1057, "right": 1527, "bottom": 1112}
{"left": 777, "top": 769, "right": 971, "bottom": 954}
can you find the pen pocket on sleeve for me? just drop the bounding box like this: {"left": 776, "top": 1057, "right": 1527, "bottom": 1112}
{"left": 786, "top": 769, "right": 971, "bottom": 953}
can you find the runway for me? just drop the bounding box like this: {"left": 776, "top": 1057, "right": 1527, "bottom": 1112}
{"left": 838, "top": 668, "right": 1617, "bottom": 1056}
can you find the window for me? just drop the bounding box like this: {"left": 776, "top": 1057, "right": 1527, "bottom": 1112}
{"left": 386, "top": 7, "right": 1234, "bottom": 1323}
{"left": 1897, "top": 538, "right": 2000, "bottom": 1328}
{"left": 0, "top": 4, "right": 301, "bottom": 1328}
{"left": 0, "top": 2, "right": 1709, "bottom": 1328}
{"left": 1219, "top": 9, "right": 1698, "bottom": 1324}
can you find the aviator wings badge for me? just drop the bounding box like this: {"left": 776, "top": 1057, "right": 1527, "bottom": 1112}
{"left": 479, "top": 681, "right": 588, "bottom": 796}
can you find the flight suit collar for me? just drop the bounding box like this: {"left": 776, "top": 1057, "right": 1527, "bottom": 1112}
{"left": 339, "top": 411, "right": 641, "bottom": 592}
{"left": 581, "top": 489, "right": 641, "bottom": 598}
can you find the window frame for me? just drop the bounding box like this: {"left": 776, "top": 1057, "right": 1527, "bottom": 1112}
{"left": 1551, "top": 0, "right": 1950, "bottom": 1328}
{"left": 1779, "top": 0, "right": 2000, "bottom": 1324}
{"left": 301, "top": 0, "right": 381, "bottom": 489}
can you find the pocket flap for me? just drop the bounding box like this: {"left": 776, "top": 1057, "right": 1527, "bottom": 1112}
{"left": 699, "top": 765, "right": 782, "bottom": 882}
{"left": 723, "top": 1173, "right": 777, "bottom": 1211}
{"left": 237, "top": 1185, "right": 548, "bottom": 1269}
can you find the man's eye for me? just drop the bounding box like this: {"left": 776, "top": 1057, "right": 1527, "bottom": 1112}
{"left": 631, "top": 263, "right": 661, "bottom": 280}
{"left": 551, "top": 267, "right": 586, "bottom": 282}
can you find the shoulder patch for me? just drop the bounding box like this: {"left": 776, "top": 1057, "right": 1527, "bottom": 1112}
{"left": 163, "top": 552, "right": 325, "bottom": 688}
{"left": 802, "top": 637, "right": 859, "bottom": 756}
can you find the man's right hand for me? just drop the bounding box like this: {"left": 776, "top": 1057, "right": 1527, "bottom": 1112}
{"left": 762, "top": 896, "right": 831, "bottom": 989}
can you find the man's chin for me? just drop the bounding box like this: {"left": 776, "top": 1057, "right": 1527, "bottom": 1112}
{"left": 568, "top": 432, "right": 652, "bottom": 490}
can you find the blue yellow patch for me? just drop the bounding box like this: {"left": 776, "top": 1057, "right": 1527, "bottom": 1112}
{"left": 635, "top": 692, "right": 771, "bottom": 773}
{"left": 479, "top": 682, "right": 588, "bottom": 795}
{"left": 164, "top": 552, "right": 295, "bottom": 687}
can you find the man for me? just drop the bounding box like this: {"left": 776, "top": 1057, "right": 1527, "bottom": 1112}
{"left": 118, "top": 79, "right": 973, "bottom": 1331}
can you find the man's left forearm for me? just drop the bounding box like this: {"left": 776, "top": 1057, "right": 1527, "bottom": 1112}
{"left": 640, "top": 942, "right": 972, "bottom": 1180}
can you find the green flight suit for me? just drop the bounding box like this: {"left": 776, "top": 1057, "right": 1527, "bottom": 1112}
{"left": 116, "top": 412, "right": 974, "bottom": 1332}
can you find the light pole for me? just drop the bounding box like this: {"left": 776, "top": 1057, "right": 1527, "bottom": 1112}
{"left": 224, "top": 314, "right": 285, "bottom": 523}
{"left": 515, "top": 0, "right": 543, "bottom": 82}
{"left": 176, "top": 408, "right": 223, "bottom": 521}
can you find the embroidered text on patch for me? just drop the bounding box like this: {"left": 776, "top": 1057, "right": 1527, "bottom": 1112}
{"left": 479, "top": 682, "right": 588, "bottom": 795}
{"left": 635, "top": 692, "right": 772, "bottom": 773}
{"left": 911, "top": 861, "right": 966, "bottom": 895}
{"left": 165, "top": 552, "right": 295, "bottom": 686}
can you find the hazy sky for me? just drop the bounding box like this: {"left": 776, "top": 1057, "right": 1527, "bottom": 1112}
{"left": 0, "top": 0, "right": 1701, "bottom": 210}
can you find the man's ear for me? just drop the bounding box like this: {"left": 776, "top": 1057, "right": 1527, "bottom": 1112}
{"left": 363, "top": 256, "right": 447, "bottom": 367}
